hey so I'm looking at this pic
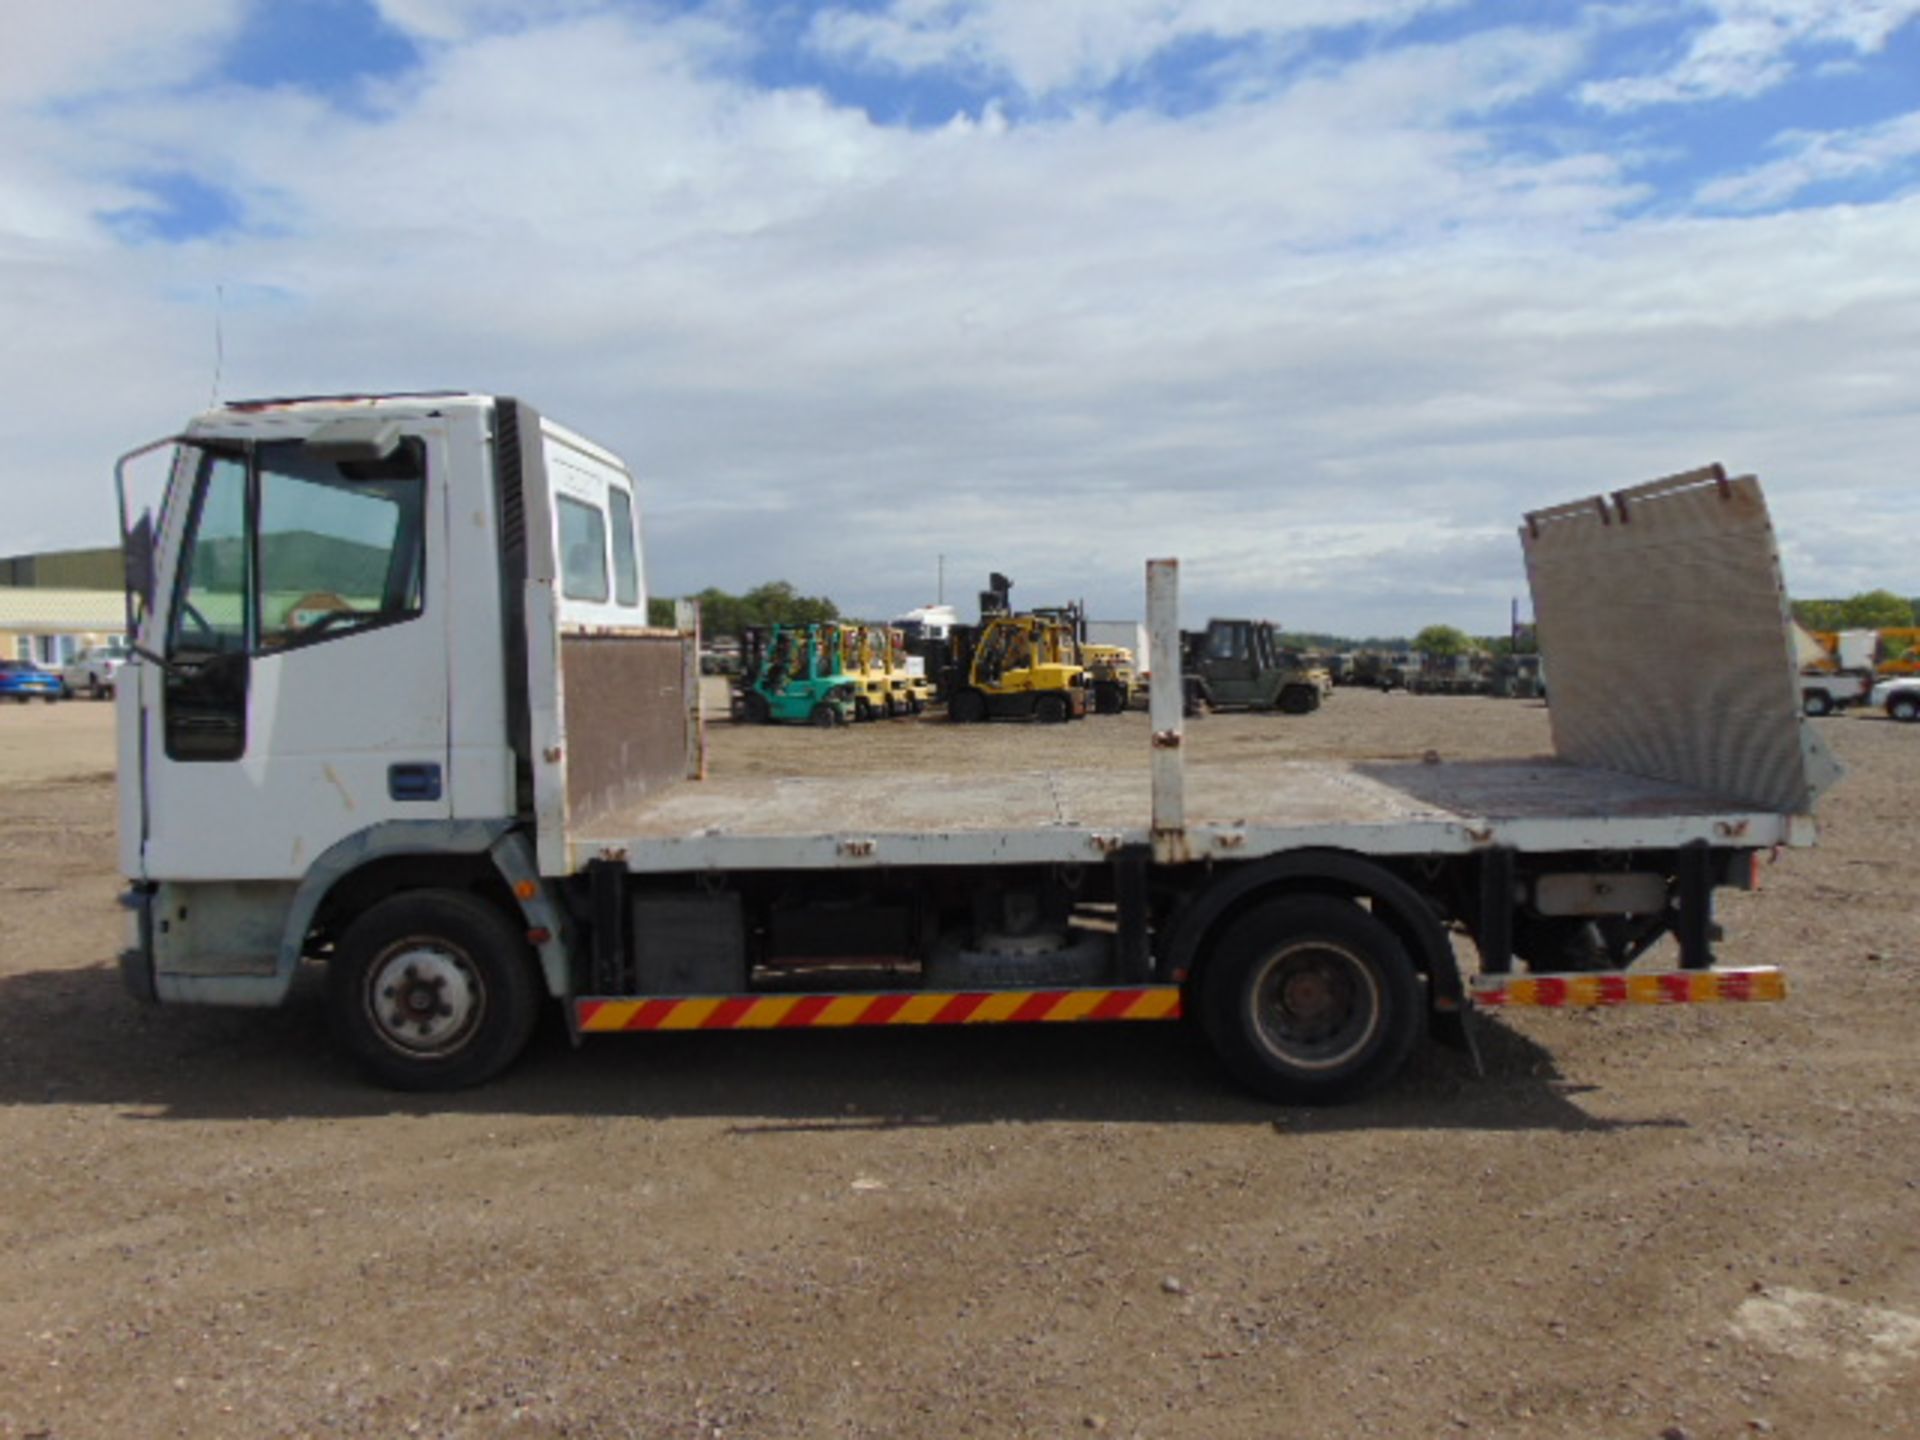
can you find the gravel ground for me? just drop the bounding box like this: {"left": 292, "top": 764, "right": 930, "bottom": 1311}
{"left": 1, "top": 693, "right": 1916, "bottom": 1440}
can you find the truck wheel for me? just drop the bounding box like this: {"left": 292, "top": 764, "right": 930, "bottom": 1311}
{"left": 327, "top": 889, "right": 541, "bottom": 1091}
{"left": 1198, "top": 895, "right": 1420, "bottom": 1104}
{"left": 1093, "top": 683, "right": 1123, "bottom": 715}
{"left": 1036, "top": 692, "right": 1070, "bottom": 724}
{"left": 809, "top": 703, "right": 840, "bottom": 728}
{"left": 741, "top": 692, "right": 771, "bottom": 725}
{"left": 1802, "top": 690, "right": 1833, "bottom": 717}
{"left": 1279, "top": 686, "right": 1318, "bottom": 715}
{"left": 1890, "top": 695, "right": 1920, "bottom": 723}
{"left": 950, "top": 690, "right": 988, "bottom": 724}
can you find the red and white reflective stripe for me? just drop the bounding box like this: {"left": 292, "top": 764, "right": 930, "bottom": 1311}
{"left": 576, "top": 986, "right": 1183, "bottom": 1033}
{"left": 1471, "top": 967, "right": 1785, "bottom": 1009}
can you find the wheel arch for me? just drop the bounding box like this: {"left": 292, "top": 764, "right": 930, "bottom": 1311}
{"left": 1161, "top": 849, "right": 1462, "bottom": 1012}
{"left": 281, "top": 822, "right": 570, "bottom": 1001}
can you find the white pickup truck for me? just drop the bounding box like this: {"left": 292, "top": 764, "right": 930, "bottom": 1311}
{"left": 60, "top": 641, "right": 130, "bottom": 699}
{"left": 1868, "top": 676, "right": 1920, "bottom": 722}
{"left": 110, "top": 396, "right": 1838, "bottom": 1102}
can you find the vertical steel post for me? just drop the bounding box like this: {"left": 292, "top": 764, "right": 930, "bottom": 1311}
{"left": 676, "top": 598, "right": 706, "bottom": 782}
{"left": 1146, "top": 559, "right": 1186, "bottom": 861}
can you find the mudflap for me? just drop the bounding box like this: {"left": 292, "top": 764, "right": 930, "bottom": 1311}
{"left": 1429, "top": 1004, "right": 1485, "bottom": 1078}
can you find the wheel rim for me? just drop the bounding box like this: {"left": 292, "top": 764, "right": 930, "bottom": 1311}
{"left": 1245, "top": 941, "right": 1383, "bottom": 1071}
{"left": 363, "top": 939, "right": 487, "bottom": 1058}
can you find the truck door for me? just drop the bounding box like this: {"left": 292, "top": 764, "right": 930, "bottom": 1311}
{"left": 1204, "top": 621, "right": 1256, "bottom": 701}
{"left": 139, "top": 431, "right": 450, "bottom": 880}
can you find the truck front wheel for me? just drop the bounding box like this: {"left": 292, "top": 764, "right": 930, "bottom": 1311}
{"left": 1198, "top": 895, "right": 1420, "bottom": 1104}
{"left": 327, "top": 889, "right": 541, "bottom": 1091}
{"left": 1802, "top": 690, "right": 1833, "bottom": 717}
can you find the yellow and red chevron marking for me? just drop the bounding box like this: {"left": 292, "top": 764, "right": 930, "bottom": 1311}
{"left": 576, "top": 986, "right": 1183, "bottom": 1033}
{"left": 1471, "top": 967, "right": 1785, "bottom": 1009}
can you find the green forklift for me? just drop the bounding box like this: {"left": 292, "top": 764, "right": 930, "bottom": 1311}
{"left": 734, "top": 623, "right": 858, "bottom": 727}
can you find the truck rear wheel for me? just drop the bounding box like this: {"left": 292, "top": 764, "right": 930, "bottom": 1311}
{"left": 809, "top": 703, "right": 841, "bottom": 728}
{"left": 1036, "top": 692, "right": 1070, "bottom": 724}
{"left": 1889, "top": 694, "right": 1919, "bottom": 723}
{"left": 327, "top": 889, "right": 541, "bottom": 1091}
{"left": 1198, "top": 895, "right": 1420, "bottom": 1104}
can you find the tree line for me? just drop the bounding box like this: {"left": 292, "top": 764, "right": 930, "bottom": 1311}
{"left": 646, "top": 586, "right": 1917, "bottom": 654}
{"left": 647, "top": 581, "right": 839, "bottom": 635}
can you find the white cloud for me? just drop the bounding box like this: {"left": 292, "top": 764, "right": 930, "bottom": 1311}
{"left": 369, "top": 0, "right": 606, "bottom": 44}
{"left": 807, "top": 0, "right": 1465, "bottom": 98}
{"left": 1582, "top": 0, "right": 1920, "bottom": 111}
{"left": 0, "top": 1, "right": 242, "bottom": 107}
{"left": 1698, "top": 109, "right": 1920, "bottom": 208}
{"left": 2, "top": 5, "right": 1917, "bottom": 634}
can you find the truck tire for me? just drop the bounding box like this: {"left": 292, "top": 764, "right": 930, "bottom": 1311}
{"left": 327, "top": 889, "right": 541, "bottom": 1091}
{"left": 809, "top": 703, "right": 840, "bottom": 728}
{"left": 741, "top": 692, "right": 772, "bottom": 725}
{"left": 1197, "top": 895, "right": 1420, "bottom": 1104}
{"left": 1093, "top": 682, "right": 1124, "bottom": 715}
{"left": 1890, "top": 694, "right": 1920, "bottom": 723}
{"left": 1278, "top": 685, "right": 1318, "bottom": 715}
{"left": 1802, "top": 690, "right": 1833, "bottom": 717}
{"left": 950, "top": 689, "right": 988, "bottom": 724}
{"left": 1036, "top": 692, "right": 1070, "bottom": 724}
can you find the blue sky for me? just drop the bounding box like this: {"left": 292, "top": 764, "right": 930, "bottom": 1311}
{"left": 4, "top": 0, "right": 1918, "bottom": 632}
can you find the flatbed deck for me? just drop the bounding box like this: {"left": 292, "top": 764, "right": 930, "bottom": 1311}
{"left": 573, "top": 755, "right": 1797, "bottom": 871}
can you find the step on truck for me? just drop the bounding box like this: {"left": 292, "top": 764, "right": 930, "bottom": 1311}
{"left": 111, "top": 400, "right": 1838, "bottom": 1102}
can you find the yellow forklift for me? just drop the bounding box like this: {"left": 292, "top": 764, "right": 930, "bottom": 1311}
{"left": 943, "top": 579, "right": 1090, "bottom": 723}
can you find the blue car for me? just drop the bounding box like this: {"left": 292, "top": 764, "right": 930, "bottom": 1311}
{"left": 0, "top": 659, "right": 63, "bottom": 703}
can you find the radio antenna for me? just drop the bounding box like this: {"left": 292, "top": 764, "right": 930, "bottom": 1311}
{"left": 210, "top": 283, "right": 226, "bottom": 405}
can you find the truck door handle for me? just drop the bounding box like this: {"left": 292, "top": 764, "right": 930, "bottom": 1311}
{"left": 387, "top": 763, "right": 443, "bottom": 802}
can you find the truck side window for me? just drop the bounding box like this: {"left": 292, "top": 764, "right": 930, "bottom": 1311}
{"left": 168, "top": 453, "right": 251, "bottom": 658}
{"left": 256, "top": 442, "right": 426, "bottom": 651}
{"left": 557, "top": 496, "right": 609, "bottom": 603}
{"left": 165, "top": 452, "right": 251, "bottom": 761}
{"left": 608, "top": 486, "right": 639, "bottom": 608}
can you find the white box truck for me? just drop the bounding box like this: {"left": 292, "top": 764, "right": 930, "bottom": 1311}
{"left": 111, "top": 395, "right": 1837, "bottom": 1101}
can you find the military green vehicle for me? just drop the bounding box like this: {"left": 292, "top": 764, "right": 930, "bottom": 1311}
{"left": 1181, "top": 618, "right": 1330, "bottom": 715}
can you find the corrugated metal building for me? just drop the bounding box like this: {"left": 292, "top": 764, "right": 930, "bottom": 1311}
{"left": 0, "top": 548, "right": 126, "bottom": 665}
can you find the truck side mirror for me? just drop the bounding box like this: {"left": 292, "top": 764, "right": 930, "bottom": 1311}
{"left": 124, "top": 510, "right": 156, "bottom": 615}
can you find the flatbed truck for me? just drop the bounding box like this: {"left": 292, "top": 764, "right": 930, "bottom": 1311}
{"left": 111, "top": 397, "right": 1837, "bottom": 1102}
